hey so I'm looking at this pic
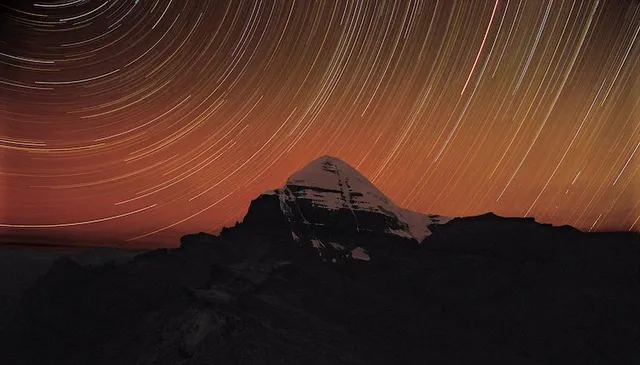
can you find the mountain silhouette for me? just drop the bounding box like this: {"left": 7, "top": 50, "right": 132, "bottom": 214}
{"left": 1, "top": 156, "right": 639, "bottom": 365}
{"left": 238, "top": 155, "right": 450, "bottom": 263}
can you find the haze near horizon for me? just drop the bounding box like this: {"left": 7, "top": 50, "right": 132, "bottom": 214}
{"left": 1, "top": 0, "right": 639, "bottom": 247}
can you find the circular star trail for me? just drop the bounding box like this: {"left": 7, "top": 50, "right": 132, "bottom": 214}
{"left": 1, "top": 0, "right": 638, "bottom": 247}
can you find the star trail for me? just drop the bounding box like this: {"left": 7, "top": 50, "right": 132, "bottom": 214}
{"left": 1, "top": 0, "right": 638, "bottom": 247}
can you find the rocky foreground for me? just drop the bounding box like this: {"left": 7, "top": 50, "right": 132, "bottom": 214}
{"left": 1, "top": 213, "right": 638, "bottom": 365}
{"left": 2, "top": 156, "right": 638, "bottom": 364}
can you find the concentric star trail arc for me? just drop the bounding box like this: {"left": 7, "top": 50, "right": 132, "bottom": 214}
{"left": 0, "top": 0, "right": 638, "bottom": 247}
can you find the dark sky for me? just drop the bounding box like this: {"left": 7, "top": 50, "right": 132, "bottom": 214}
{"left": 1, "top": 0, "right": 638, "bottom": 247}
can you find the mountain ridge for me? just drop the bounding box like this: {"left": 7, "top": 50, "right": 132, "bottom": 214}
{"left": 241, "top": 155, "right": 451, "bottom": 262}
{"left": 1, "top": 156, "right": 639, "bottom": 365}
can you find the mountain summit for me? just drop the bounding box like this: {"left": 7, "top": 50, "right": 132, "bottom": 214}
{"left": 2, "top": 155, "right": 639, "bottom": 365}
{"left": 243, "top": 155, "right": 450, "bottom": 261}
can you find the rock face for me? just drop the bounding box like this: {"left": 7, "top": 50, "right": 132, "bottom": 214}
{"left": 1, "top": 156, "right": 639, "bottom": 365}
{"left": 242, "top": 155, "right": 450, "bottom": 261}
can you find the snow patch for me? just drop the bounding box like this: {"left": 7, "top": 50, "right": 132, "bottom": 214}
{"left": 311, "top": 239, "right": 324, "bottom": 249}
{"left": 385, "top": 228, "right": 413, "bottom": 239}
{"left": 351, "top": 247, "right": 370, "bottom": 261}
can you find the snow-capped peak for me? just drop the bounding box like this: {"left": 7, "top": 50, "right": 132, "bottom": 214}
{"left": 286, "top": 155, "right": 392, "bottom": 205}
{"left": 269, "top": 155, "right": 450, "bottom": 243}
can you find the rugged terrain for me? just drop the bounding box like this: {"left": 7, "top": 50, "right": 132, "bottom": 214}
{"left": 1, "top": 156, "right": 639, "bottom": 365}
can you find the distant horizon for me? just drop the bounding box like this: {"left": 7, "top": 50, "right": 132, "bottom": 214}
{"left": 3, "top": 209, "right": 638, "bottom": 251}
{"left": 2, "top": 154, "right": 639, "bottom": 247}
{"left": 2, "top": 1, "right": 638, "bottom": 246}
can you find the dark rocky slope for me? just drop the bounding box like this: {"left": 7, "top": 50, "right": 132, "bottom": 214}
{"left": 2, "top": 157, "right": 638, "bottom": 365}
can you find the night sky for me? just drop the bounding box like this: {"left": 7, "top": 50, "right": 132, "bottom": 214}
{"left": 1, "top": 0, "right": 638, "bottom": 248}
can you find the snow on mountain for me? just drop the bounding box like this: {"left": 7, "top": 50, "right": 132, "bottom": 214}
{"left": 351, "top": 247, "right": 370, "bottom": 261}
{"left": 264, "top": 155, "right": 451, "bottom": 244}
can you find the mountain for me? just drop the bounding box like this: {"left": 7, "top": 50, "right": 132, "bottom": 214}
{"left": 1, "top": 156, "right": 639, "bottom": 365}
{"left": 267, "top": 155, "right": 450, "bottom": 241}
{"left": 239, "top": 155, "right": 450, "bottom": 262}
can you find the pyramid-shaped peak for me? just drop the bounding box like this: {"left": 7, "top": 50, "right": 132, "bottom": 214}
{"left": 297, "top": 155, "right": 355, "bottom": 172}
{"left": 313, "top": 154, "right": 345, "bottom": 163}
{"left": 254, "top": 155, "right": 452, "bottom": 243}
{"left": 286, "top": 155, "right": 387, "bottom": 199}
